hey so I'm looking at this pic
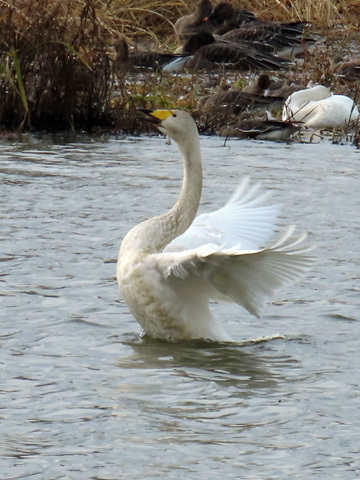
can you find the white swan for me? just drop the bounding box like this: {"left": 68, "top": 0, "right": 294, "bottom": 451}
{"left": 117, "top": 109, "right": 313, "bottom": 342}
{"left": 282, "top": 85, "right": 359, "bottom": 129}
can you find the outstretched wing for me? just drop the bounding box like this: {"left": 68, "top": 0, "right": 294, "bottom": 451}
{"left": 156, "top": 226, "right": 313, "bottom": 318}
{"left": 165, "top": 177, "right": 282, "bottom": 252}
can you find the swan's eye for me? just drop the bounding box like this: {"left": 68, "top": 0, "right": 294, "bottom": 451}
{"left": 172, "top": 113, "right": 177, "bottom": 117}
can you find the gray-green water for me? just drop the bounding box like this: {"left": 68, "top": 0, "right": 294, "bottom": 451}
{"left": 1, "top": 134, "right": 359, "bottom": 479}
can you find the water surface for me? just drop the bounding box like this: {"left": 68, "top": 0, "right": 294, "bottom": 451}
{"left": 1, "top": 134, "right": 359, "bottom": 479}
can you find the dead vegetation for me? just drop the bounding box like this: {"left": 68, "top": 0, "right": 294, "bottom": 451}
{"left": 0, "top": 0, "right": 359, "bottom": 134}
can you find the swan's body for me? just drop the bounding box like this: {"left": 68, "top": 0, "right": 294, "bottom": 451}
{"left": 117, "top": 109, "right": 312, "bottom": 342}
{"left": 282, "top": 85, "right": 359, "bottom": 129}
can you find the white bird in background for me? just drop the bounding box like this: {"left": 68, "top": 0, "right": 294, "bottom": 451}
{"left": 282, "top": 85, "right": 359, "bottom": 130}
{"left": 117, "top": 109, "right": 313, "bottom": 342}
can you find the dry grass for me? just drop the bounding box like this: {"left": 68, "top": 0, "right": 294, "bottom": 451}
{"left": 0, "top": 0, "right": 116, "bottom": 130}
{"left": 0, "top": 0, "right": 359, "bottom": 133}
{"left": 234, "top": 0, "right": 360, "bottom": 26}
{"left": 109, "top": 0, "right": 360, "bottom": 34}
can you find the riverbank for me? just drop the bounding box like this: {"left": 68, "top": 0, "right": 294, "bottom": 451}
{"left": 0, "top": 0, "right": 359, "bottom": 136}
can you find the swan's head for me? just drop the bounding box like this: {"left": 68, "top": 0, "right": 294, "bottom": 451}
{"left": 138, "top": 109, "right": 199, "bottom": 147}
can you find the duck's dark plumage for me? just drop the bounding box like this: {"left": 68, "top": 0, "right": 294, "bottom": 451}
{"left": 219, "top": 119, "right": 301, "bottom": 141}
{"left": 114, "top": 38, "right": 189, "bottom": 72}
{"left": 174, "top": 0, "right": 213, "bottom": 39}
{"left": 222, "top": 21, "right": 310, "bottom": 49}
{"left": 332, "top": 60, "right": 360, "bottom": 81}
{"left": 198, "top": 86, "right": 284, "bottom": 116}
{"left": 221, "top": 21, "right": 315, "bottom": 59}
{"left": 206, "top": 3, "right": 257, "bottom": 34}
{"left": 197, "top": 85, "right": 286, "bottom": 133}
{"left": 181, "top": 32, "right": 290, "bottom": 72}
{"left": 242, "top": 74, "right": 305, "bottom": 98}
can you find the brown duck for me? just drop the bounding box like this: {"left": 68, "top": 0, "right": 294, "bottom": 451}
{"left": 114, "top": 37, "right": 190, "bottom": 72}
{"left": 222, "top": 21, "right": 314, "bottom": 58}
{"left": 174, "top": 0, "right": 213, "bottom": 39}
{"left": 220, "top": 118, "right": 301, "bottom": 141}
{"left": 242, "top": 74, "right": 305, "bottom": 98}
{"left": 166, "top": 32, "right": 290, "bottom": 72}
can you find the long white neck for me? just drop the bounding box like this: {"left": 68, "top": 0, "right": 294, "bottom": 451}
{"left": 120, "top": 135, "right": 202, "bottom": 254}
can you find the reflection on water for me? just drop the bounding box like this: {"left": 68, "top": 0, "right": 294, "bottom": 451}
{"left": 119, "top": 336, "right": 279, "bottom": 390}
{"left": 0, "top": 136, "right": 359, "bottom": 479}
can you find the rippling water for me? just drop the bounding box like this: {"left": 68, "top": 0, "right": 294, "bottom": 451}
{"left": 1, "top": 134, "right": 359, "bottom": 479}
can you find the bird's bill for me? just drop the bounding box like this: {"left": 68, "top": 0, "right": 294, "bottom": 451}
{"left": 137, "top": 108, "right": 173, "bottom": 124}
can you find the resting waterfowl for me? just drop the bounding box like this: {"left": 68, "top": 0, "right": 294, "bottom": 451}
{"left": 222, "top": 21, "right": 313, "bottom": 58}
{"left": 165, "top": 32, "right": 290, "bottom": 72}
{"left": 282, "top": 85, "right": 360, "bottom": 130}
{"left": 205, "top": 2, "right": 257, "bottom": 34}
{"left": 332, "top": 60, "right": 360, "bottom": 81}
{"left": 243, "top": 74, "right": 305, "bottom": 98}
{"left": 174, "top": 0, "right": 213, "bottom": 39}
{"left": 117, "top": 108, "right": 313, "bottom": 342}
{"left": 197, "top": 85, "right": 284, "bottom": 132}
{"left": 198, "top": 85, "right": 283, "bottom": 115}
{"left": 222, "top": 21, "right": 307, "bottom": 44}
{"left": 220, "top": 118, "right": 301, "bottom": 141}
{"left": 175, "top": 1, "right": 256, "bottom": 39}
{"left": 113, "top": 37, "right": 188, "bottom": 72}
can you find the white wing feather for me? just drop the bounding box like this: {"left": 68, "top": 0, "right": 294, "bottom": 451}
{"left": 165, "top": 177, "right": 282, "bottom": 252}
{"left": 155, "top": 226, "right": 313, "bottom": 318}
